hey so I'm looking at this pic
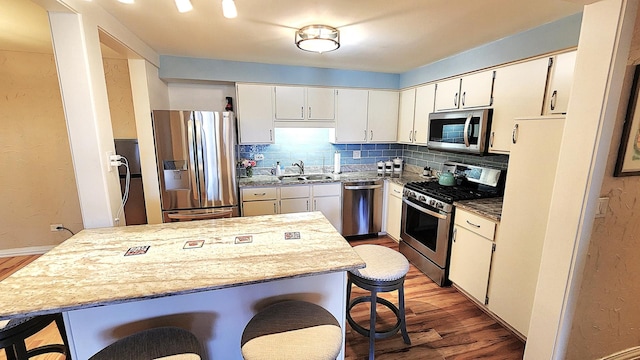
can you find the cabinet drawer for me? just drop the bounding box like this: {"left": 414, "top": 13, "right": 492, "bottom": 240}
{"left": 454, "top": 209, "right": 496, "bottom": 240}
{"left": 280, "top": 185, "right": 310, "bottom": 199}
{"left": 388, "top": 182, "right": 403, "bottom": 199}
{"left": 241, "top": 187, "right": 277, "bottom": 201}
{"left": 312, "top": 183, "right": 341, "bottom": 197}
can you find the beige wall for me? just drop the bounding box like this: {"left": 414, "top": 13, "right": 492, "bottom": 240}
{"left": 0, "top": 49, "right": 83, "bottom": 250}
{"left": 566, "top": 7, "right": 640, "bottom": 359}
{"left": 104, "top": 58, "right": 137, "bottom": 139}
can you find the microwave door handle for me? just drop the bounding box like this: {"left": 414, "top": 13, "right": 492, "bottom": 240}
{"left": 463, "top": 114, "right": 473, "bottom": 148}
{"left": 403, "top": 198, "right": 448, "bottom": 220}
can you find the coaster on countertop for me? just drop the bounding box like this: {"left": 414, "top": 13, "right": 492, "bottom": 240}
{"left": 284, "top": 232, "right": 300, "bottom": 240}
{"left": 183, "top": 240, "right": 205, "bottom": 249}
{"left": 124, "top": 245, "right": 150, "bottom": 256}
{"left": 235, "top": 235, "right": 253, "bottom": 244}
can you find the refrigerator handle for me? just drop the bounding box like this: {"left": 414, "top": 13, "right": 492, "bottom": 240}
{"left": 187, "top": 117, "right": 200, "bottom": 203}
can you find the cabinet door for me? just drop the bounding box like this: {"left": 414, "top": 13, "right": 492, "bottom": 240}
{"left": 274, "top": 86, "right": 305, "bottom": 120}
{"left": 236, "top": 84, "right": 274, "bottom": 144}
{"left": 385, "top": 183, "right": 403, "bottom": 241}
{"left": 413, "top": 84, "right": 436, "bottom": 145}
{"left": 313, "top": 196, "right": 342, "bottom": 233}
{"left": 487, "top": 116, "right": 564, "bottom": 337}
{"left": 397, "top": 88, "right": 416, "bottom": 144}
{"left": 368, "top": 90, "right": 399, "bottom": 142}
{"left": 334, "top": 89, "right": 369, "bottom": 143}
{"left": 434, "top": 78, "right": 461, "bottom": 111}
{"left": 242, "top": 200, "right": 278, "bottom": 216}
{"left": 307, "top": 88, "right": 335, "bottom": 120}
{"left": 490, "top": 58, "right": 548, "bottom": 154}
{"left": 460, "top": 70, "right": 495, "bottom": 108}
{"left": 449, "top": 225, "right": 494, "bottom": 304}
{"left": 544, "top": 51, "right": 577, "bottom": 115}
{"left": 280, "top": 198, "right": 310, "bottom": 214}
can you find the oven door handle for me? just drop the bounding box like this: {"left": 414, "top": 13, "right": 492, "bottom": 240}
{"left": 403, "top": 198, "right": 448, "bottom": 220}
{"left": 344, "top": 184, "right": 382, "bottom": 190}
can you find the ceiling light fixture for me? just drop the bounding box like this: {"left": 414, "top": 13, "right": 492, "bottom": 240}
{"left": 222, "top": 0, "right": 237, "bottom": 18}
{"left": 295, "top": 25, "right": 340, "bottom": 53}
{"left": 175, "top": 0, "right": 193, "bottom": 13}
{"left": 118, "top": 0, "right": 135, "bottom": 4}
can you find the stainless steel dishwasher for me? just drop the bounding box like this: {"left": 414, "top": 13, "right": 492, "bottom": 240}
{"left": 342, "top": 179, "right": 383, "bottom": 237}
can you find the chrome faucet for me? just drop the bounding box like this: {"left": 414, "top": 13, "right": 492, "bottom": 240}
{"left": 292, "top": 160, "right": 304, "bottom": 174}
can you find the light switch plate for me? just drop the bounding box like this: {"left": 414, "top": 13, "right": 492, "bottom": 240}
{"left": 595, "top": 197, "right": 609, "bottom": 218}
{"left": 353, "top": 150, "right": 361, "bottom": 159}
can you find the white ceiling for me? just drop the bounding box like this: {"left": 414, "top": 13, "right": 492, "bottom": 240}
{"left": 1, "top": 0, "right": 585, "bottom": 73}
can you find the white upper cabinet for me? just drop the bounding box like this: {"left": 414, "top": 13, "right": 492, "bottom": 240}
{"left": 236, "top": 83, "right": 274, "bottom": 145}
{"left": 398, "top": 84, "right": 435, "bottom": 144}
{"left": 489, "top": 58, "right": 549, "bottom": 154}
{"left": 367, "top": 90, "right": 399, "bottom": 142}
{"left": 331, "top": 89, "right": 398, "bottom": 143}
{"left": 274, "top": 86, "right": 335, "bottom": 121}
{"left": 333, "top": 89, "right": 369, "bottom": 143}
{"left": 435, "top": 70, "right": 495, "bottom": 112}
{"left": 543, "top": 50, "right": 577, "bottom": 115}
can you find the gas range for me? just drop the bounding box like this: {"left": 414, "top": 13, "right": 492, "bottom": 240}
{"left": 403, "top": 162, "right": 504, "bottom": 213}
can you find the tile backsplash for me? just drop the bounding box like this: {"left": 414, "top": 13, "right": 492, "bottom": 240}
{"left": 239, "top": 128, "right": 509, "bottom": 174}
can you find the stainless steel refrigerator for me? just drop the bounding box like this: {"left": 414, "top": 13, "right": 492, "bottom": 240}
{"left": 151, "top": 111, "right": 238, "bottom": 222}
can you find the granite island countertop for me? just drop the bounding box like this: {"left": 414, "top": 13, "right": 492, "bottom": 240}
{"left": 454, "top": 197, "right": 504, "bottom": 222}
{"left": 0, "top": 212, "right": 365, "bottom": 320}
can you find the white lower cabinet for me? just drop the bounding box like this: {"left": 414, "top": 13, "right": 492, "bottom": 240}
{"left": 449, "top": 208, "right": 497, "bottom": 304}
{"left": 241, "top": 187, "right": 278, "bottom": 216}
{"left": 241, "top": 183, "right": 342, "bottom": 232}
{"left": 385, "top": 181, "right": 403, "bottom": 241}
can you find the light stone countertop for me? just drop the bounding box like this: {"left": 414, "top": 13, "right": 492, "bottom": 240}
{"left": 0, "top": 212, "right": 365, "bottom": 320}
{"left": 454, "top": 197, "right": 504, "bottom": 222}
{"left": 239, "top": 171, "right": 428, "bottom": 188}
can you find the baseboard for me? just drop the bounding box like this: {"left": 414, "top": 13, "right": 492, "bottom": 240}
{"left": 0, "top": 245, "right": 55, "bottom": 258}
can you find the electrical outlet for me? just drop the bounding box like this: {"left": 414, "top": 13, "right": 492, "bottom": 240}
{"left": 106, "top": 151, "right": 115, "bottom": 172}
{"left": 254, "top": 153, "right": 265, "bottom": 161}
{"left": 50, "top": 224, "right": 63, "bottom": 232}
{"left": 353, "top": 150, "right": 361, "bottom": 159}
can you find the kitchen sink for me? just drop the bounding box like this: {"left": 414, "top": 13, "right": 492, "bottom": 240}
{"left": 279, "top": 174, "right": 333, "bottom": 183}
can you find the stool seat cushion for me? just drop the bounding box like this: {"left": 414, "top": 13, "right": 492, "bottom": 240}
{"left": 88, "top": 327, "right": 202, "bottom": 360}
{"left": 350, "top": 245, "right": 409, "bottom": 281}
{"left": 241, "top": 301, "right": 342, "bottom": 360}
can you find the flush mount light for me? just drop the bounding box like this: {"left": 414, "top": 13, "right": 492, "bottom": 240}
{"left": 118, "top": 0, "right": 135, "bottom": 3}
{"left": 222, "top": 0, "right": 237, "bottom": 18}
{"left": 175, "top": 0, "right": 193, "bottom": 12}
{"left": 295, "top": 25, "right": 340, "bottom": 53}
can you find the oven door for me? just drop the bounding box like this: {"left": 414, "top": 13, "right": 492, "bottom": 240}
{"left": 400, "top": 198, "right": 452, "bottom": 268}
{"left": 427, "top": 109, "right": 491, "bottom": 154}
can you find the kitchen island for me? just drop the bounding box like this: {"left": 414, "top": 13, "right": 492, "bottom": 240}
{"left": 0, "top": 212, "right": 364, "bottom": 359}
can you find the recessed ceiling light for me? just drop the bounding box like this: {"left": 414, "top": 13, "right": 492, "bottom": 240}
{"left": 175, "top": 0, "right": 193, "bottom": 13}
{"left": 222, "top": 0, "right": 237, "bottom": 18}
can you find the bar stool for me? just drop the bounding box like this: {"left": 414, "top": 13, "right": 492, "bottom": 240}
{"left": 346, "top": 244, "right": 411, "bottom": 360}
{"left": 0, "top": 313, "right": 69, "bottom": 360}
{"left": 89, "top": 326, "right": 202, "bottom": 360}
{"left": 241, "top": 300, "right": 343, "bottom": 360}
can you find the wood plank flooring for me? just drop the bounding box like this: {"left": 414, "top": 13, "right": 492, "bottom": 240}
{"left": 0, "top": 237, "right": 524, "bottom": 360}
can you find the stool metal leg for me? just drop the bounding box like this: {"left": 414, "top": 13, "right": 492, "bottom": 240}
{"left": 369, "top": 289, "right": 377, "bottom": 360}
{"left": 398, "top": 282, "right": 411, "bottom": 345}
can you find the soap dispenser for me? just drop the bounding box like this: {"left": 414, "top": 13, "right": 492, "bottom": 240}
{"left": 275, "top": 161, "right": 282, "bottom": 176}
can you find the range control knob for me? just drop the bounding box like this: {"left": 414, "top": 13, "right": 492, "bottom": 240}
{"left": 436, "top": 202, "right": 444, "bottom": 209}
{"left": 428, "top": 199, "right": 436, "bottom": 207}
{"left": 418, "top": 195, "right": 426, "bottom": 202}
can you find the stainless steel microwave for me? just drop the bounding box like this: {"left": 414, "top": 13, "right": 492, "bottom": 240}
{"left": 427, "top": 109, "right": 492, "bottom": 155}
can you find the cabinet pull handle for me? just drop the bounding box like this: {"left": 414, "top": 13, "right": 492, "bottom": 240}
{"left": 314, "top": 199, "right": 317, "bottom": 210}
{"left": 364, "top": 130, "right": 367, "bottom": 141}
{"left": 307, "top": 200, "right": 309, "bottom": 211}
{"left": 301, "top": 106, "right": 304, "bottom": 118}
{"left": 550, "top": 90, "right": 557, "bottom": 111}
{"left": 370, "top": 130, "right": 373, "bottom": 141}
{"left": 273, "top": 203, "right": 277, "bottom": 213}
{"left": 393, "top": 189, "right": 402, "bottom": 194}
{"left": 490, "top": 131, "right": 494, "bottom": 147}
{"left": 512, "top": 123, "right": 519, "bottom": 144}
{"left": 452, "top": 227, "right": 457, "bottom": 242}
{"left": 308, "top": 106, "right": 311, "bottom": 118}
{"left": 454, "top": 92, "right": 458, "bottom": 107}
{"left": 409, "top": 130, "right": 413, "bottom": 142}
{"left": 413, "top": 130, "right": 417, "bottom": 142}
{"left": 270, "top": 129, "right": 273, "bottom": 141}
{"left": 461, "top": 91, "right": 466, "bottom": 107}
{"left": 466, "top": 220, "right": 481, "bottom": 228}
